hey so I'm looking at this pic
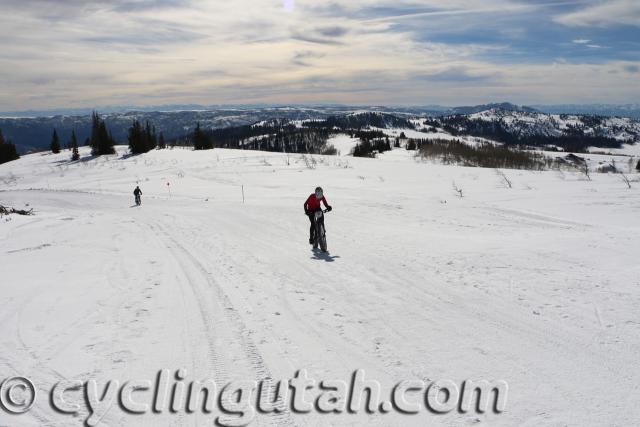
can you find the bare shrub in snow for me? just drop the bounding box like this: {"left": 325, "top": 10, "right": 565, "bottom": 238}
{"left": 418, "top": 138, "right": 554, "bottom": 170}
{"left": 452, "top": 181, "right": 464, "bottom": 198}
{"left": 496, "top": 170, "right": 512, "bottom": 188}
{"left": 619, "top": 172, "right": 631, "bottom": 189}
{"left": 302, "top": 154, "right": 316, "bottom": 169}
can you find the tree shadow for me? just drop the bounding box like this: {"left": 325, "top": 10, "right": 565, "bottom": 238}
{"left": 310, "top": 248, "right": 340, "bottom": 262}
{"left": 79, "top": 154, "right": 100, "bottom": 163}
{"left": 51, "top": 157, "right": 84, "bottom": 165}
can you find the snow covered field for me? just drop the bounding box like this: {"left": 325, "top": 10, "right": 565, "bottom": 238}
{"left": 1, "top": 146, "right": 640, "bottom": 426}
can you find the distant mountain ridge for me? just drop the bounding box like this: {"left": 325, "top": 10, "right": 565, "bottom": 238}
{"left": 532, "top": 104, "right": 640, "bottom": 119}
{"left": 445, "top": 102, "right": 538, "bottom": 115}
{"left": 1, "top": 103, "right": 639, "bottom": 154}
{"left": 422, "top": 108, "right": 640, "bottom": 152}
{"left": 8, "top": 101, "right": 640, "bottom": 120}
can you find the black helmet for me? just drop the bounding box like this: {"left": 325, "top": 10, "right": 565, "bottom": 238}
{"left": 314, "top": 187, "right": 323, "bottom": 199}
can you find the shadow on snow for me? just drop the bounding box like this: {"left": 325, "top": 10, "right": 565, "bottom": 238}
{"left": 311, "top": 248, "right": 340, "bottom": 262}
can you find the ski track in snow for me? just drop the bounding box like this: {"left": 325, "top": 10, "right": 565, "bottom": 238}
{"left": 1, "top": 146, "right": 639, "bottom": 426}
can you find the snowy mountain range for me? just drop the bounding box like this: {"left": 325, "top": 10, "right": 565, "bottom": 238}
{"left": 444, "top": 102, "right": 539, "bottom": 115}
{"left": 433, "top": 109, "right": 640, "bottom": 142}
{"left": 1, "top": 104, "right": 639, "bottom": 154}
{"left": 5, "top": 101, "right": 640, "bottom": 119}
{"left": 532, "top": 103, "right": 640, "bottom": 119}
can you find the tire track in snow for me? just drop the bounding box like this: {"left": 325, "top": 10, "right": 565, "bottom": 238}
{"left": 147, "top": 220, "right": 297, "bottom": 427}
{"left": 145, "top": 222, "right": 232, "bottom": 384}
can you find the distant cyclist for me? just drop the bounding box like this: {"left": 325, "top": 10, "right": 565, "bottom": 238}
{"left": 133, "top": 185, "right": 142, "bottom": 206}
{"left": 304, "top": 187, "right": 332, "bottom": 244}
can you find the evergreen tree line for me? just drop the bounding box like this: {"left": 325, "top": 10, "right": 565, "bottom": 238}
{"left": 431, "top": 116, "right": 628, "bottom": 152}
{"left": 0, "top": 128, "right": 20, "bottom": 164}
{"left": 196, "top": 121, "right": 332, "bottom": 154}
{"left": 352, "top": 137, "right": 392, "bottom": 157}
{"left": 192, "top": 123, "right": 213, "bottom": 150}
{"left": 417, "top": 138, "right": 558, "bottom": 170}
{"left": 238, "top": 128, "right": 331, "bottom": 154}
{"left": 349, "top": 129, "right": 387, "bottom": 141}
{"left": 47, "top": 127, "right": 81, "bottom": 160}
{"left": 188, "top": 117, "right": 406, "bottom": 155}
{"left": 303, "top": 112, "right": 416, "bottom": 131}
{"left": 128, "top": 120, "right": 165, "bottom": 154}
{"left": 49, "top": 114, "right": 169, "bottom": 159}
{"left": 204, "top": 119, "right": 294, "bottom": 148}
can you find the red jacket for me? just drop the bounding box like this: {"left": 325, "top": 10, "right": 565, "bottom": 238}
{"left": 304, "top": 194, "right": 329, "bottom": 212}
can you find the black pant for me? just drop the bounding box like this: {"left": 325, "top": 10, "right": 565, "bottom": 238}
{"left": 308, "top": 213, "right": 315, "bottom": 240}
{"left": 308, "top": 210, "right": 323, "bottom": 240}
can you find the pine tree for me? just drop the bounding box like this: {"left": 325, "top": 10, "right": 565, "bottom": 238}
{"left": 128, "top": 120, "right": 143, "bottom": 154}
{"left": 90, "top": 112, "right": 100, "bottom": 155}
{"left": 100, "top": 123, "right": 116, "bottom": 155}
{"left": 70, "top": 130, "right": 79, "bottom": 161}
{"left": 0, "top": 128, "right": 20, "bottom": 164}
{"left": 90, "top": 111, "right": 116, "bottom": 155}
{"left": 142, "top": 121, "right": 149, "bottom": 152}
{"left": 50, "top": 129, "right": 61, "bottom": 153}
{"left": 158, "top": 132, "right": 166, "bottom": 149}
{"left": 636, "top": 159, "right": 640, "bottom": 172}
{"left": 150, "top": 123, "right": 157, "bottom": 150}
{"left": 192, "top": 122, "right": 213, "bottom": 150}
{"left": 193, "top": 122, "right": 202, "bottom": 149}
{"left": 145, "top": 121, "right": 156, "bottom": 151}
{"left": 128, "top": 120, "right": 158, "bottom": 154}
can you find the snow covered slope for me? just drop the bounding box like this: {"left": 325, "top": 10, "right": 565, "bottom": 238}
{"left": 326, "top": 134, "right": 359, "bottom": 156}
{"left": 468, "top": 109, "right": 640, "bottom": 142}
{"left": 1, "top": 147, "right": 639, "bottom": 426}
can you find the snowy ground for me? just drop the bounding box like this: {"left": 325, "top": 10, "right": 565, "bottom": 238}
{"left": 326, "top": 134, "right": 359, "bottom": 157}
{"left": 588, "top": 142, "right": 640, "bottom": 157}
{"left": 1, "top": 146, "right": 640, "bottom": 426}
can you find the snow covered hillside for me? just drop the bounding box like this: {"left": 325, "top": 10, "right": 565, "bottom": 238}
{"left": 1, "top": 146, "right": 640, "bottom": 426}
{"left": 467, "top": 109, "right": 640, "bottom": 142}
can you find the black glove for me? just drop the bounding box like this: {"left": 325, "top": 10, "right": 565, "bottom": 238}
{"left": 326, "top": 206, "right": 332, "bottom": 212}
{"left": 305, "top": 209, "right": 310, "bottom": 215}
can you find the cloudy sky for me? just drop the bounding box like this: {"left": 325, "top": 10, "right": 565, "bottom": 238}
{"left": 0, "top": 0, "right": 639, "bottom": 110}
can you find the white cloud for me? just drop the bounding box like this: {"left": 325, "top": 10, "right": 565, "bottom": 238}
{"left": 555, "top": 0, "right": 640, "bottom": 27}
{"left": 0, "top": 0, "right": 638, "bottom": 109}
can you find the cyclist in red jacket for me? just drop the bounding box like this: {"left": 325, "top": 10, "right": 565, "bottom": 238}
{"left": 304, "top": 187, "right": 332, "bottom": 244}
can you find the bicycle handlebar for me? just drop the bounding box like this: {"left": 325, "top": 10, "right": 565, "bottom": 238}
{"left": 305, "top": 208, "right": 332, "bottom": 215}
